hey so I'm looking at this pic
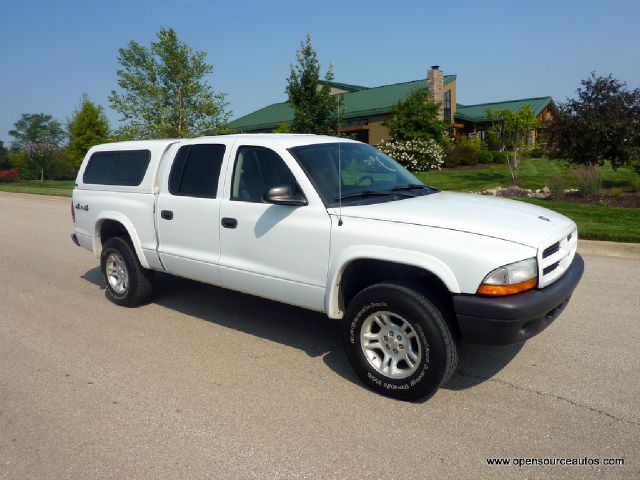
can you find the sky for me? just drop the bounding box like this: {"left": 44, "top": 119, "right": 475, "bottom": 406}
{"left": 1, "top": 0, "right": 639, "bottom": 145}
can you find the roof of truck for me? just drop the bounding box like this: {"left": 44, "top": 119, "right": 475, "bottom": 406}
{"left": 94, "top": 134, "right": 358, "bottom": 151}
{"left": 198, "top": 133, "right": 358, "bottom": 148}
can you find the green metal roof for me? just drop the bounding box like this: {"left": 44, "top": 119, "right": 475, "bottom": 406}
{"left": 229, "top": 101, "right": 295, "bottom": 131}
{"left": 455, "top": 96, "right": 553, "bottom": 123}
{"left": 229, "top": 75, "right": 457, "bottom": 131}
{"left": 318, "top": 80, "right": 368, "bottom": 92}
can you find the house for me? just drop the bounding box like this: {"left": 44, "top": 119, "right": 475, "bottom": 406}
{"left": 228, "top": 66, "right": 555, "bottom": 145}
{"left": 456, "top": 96, "right": 555, "bottom": 145}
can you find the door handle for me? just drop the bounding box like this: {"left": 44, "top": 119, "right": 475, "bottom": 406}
{"left": 161, "top": 210, "right": 173, "bottom": 220}
{"left": 221, "top": 217, "right": 238, "bottom": 229}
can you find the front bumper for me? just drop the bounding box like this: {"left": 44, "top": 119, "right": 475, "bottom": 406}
{"left": 453, "top": 253, "right": 584, "bottom": 345}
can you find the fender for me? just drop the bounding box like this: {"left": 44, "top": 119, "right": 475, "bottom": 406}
{"left": 93, "top": 211, "right": 150, "bottom": 269}
{"left": 325, "top": 245, "right": 460, "bottom": 319}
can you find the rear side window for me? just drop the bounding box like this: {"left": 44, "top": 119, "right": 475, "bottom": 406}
{"left": 83, "top": 150, "right": 151, "bottom": 186}
{"left": 168, "top": 144, "right": 226, "bottom": 198}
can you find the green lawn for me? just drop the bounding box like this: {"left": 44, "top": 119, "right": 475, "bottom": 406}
{"left": 415, "top": 158, "right": 638, "bottom": 192}
{"left": 0, "top": 180, "right": 75, "bottom": 197}
{"left": 515, "top": 198, "right": 640, "bottom": 243}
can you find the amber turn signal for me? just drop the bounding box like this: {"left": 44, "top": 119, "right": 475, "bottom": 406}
{"left": 477, "top": 277, "right": 537, "bottom": 296}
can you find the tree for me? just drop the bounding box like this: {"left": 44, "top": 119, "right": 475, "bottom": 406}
{"left": 9, "top": 113, "right": 65, "bottom": 150}
{"left": 0, "top": 141, "right": 10, "bottom": 170}
{"left": 109, "top": 27, "right": 230, "bottom": 139}
{"left": 26, "top": 142, "right": 57, "bottom": 181}
{"left": 386, "top": 88, "right": 446, "bottom": 143}
{"left": 487, "top": 105, "right": 540, "bottom": 183}
{"left": 273, "top": 121, "right": 292, "bottom": 133}
{"left": 286, "top": 34, "right": 338, "bottom": 135}
{"left": 549, "top": 73, "right": 640, "bottom": 172}
{"left": 67, "top": 95, "right": 110, "bottom": 168}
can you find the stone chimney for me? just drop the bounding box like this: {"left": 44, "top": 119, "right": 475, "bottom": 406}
{"left": 427, "top": 65, "right": 444, "bottom": 120}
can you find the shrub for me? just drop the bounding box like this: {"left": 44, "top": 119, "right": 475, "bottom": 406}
{"left": 573, "top": 164, "right": 601, "bottom": 198}
{"left": 459, "top": 146, "right": 479, "bottom": 166}
{"left": 609, "top": 187, "right": 623, "bottom": 198}
{"left": 631, "top": 177, "right": 640, "bottom": 192}
{"left": 528, "top": 147, "right": 544, "bottom": 158}
{"left": 442, "top": 149, "right": 458, "bottom": 168}
{"left": 547, "top": 173, "right": 566, "bottom": 200}
{"left": 0, "top": 169, "right": 20, "bottom": 182}
{"left": 491, "top": 151, "right": 508, "bottom": 164}
{"left": 477, "top": 149, "right": 493, "bottom": 164}
{"left": 377, "top": 138, "right": 445, "bottom": 171}
{"left": 273, "top": 122, "right": 292, "bottom": 133}
{"left": 443, "top": 144, "right": 479, "bottom": 168}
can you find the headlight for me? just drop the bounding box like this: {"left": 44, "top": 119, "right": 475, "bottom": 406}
{"left": 477, "top": 258, "right": 538, "bottom": 296}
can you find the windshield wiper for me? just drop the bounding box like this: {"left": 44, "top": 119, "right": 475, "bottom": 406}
{"left": 335, "top": 190, "right": 394, "bottom": 201}
{"left": 392, "top": 183, "right": 428, "bottom": 191}
{"left": 335, "top": 189, "right": 418, "bottom": 201}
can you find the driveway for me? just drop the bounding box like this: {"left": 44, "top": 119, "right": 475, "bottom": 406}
{"left": 0, "top": 192, "right": 638, "bottom": 479}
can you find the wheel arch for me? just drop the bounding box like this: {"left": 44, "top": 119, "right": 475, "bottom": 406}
{"left": 93, "top": 212, "right": 149, "bottom": 269}
{"left": 325, "top": 247, "right": 460, "bottom": 320}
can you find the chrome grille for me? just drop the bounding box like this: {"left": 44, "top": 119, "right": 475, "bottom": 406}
{"left": 537, "top": 227, "right": 577, "bottom": 288}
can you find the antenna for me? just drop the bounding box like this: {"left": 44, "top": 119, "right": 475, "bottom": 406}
{"left": 337, "top": 94, "right": 343, "bottom": 226}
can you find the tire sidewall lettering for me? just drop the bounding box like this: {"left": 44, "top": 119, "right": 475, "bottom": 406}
{"left": 349, "top": 301, "right": 387, "bottom": 345}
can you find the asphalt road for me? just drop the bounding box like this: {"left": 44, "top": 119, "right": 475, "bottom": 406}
{"left": 1, "top": 191, "right": 638, "bottom": 480}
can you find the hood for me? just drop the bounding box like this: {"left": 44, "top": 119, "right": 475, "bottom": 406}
{"left": 330, "top": 192, "right": 575, "bottom": 248}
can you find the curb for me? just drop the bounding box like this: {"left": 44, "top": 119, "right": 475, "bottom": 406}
{"left": 578, "top": 239, "right": 640, "bottom": 260}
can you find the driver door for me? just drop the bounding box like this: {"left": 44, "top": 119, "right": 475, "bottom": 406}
{"left": 218, "top": 143, "right": 331, "bottom": 311}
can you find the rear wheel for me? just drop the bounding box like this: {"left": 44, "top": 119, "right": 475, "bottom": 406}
{"left": 343, "top": 283, "right": 457, "bottom": 401}
{"left": 100, "top": 237, "right": 154, "bottom": 307}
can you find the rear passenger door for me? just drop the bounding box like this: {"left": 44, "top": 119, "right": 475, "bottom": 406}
{"left": 156, "top": 142, "right": 229, "bottom": 286}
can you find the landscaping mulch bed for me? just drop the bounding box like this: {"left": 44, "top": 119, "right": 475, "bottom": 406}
{"left": 438, "top": 163, "right": 495, "bottom": 171}
{"left": 560, "top": 191, "right": 640, "bottom": 208}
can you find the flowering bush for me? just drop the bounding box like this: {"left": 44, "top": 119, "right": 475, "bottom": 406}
{"left": 377, "top": 138, "right": 444, "bottom": 171}
{"left": 0, "top": 169, "right": 20, "bottom": 182}
{"left": 26, "top": 142, "right": 57, "bottom": 181}
{"left": 26, "top": 141, "right": 56, "bottom": 158}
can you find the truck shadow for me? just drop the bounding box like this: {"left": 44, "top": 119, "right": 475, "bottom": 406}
{"left": 81, "top": 267, "right": 523, "bottom": 393}
{"left": 444, "top": 342, "right": 523, "bottom": 390}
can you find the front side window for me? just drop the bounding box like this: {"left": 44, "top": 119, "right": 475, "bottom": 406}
{"left": 83, "top": 150, "right": 150, "bottom": 186}
{"left": 290, "top": 142, "right": 433, "bottom": 207}
{"left": 231, "top": 146, "right": 298, "bottom": 202}
{"left": 169, "top": 144, "right": 226, "bottom": 198}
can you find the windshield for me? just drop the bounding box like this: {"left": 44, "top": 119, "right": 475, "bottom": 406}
{"left": 289, "top": 142, "right": 434, "bottom": 207}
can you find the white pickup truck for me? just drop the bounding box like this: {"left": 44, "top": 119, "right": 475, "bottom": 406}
{"left": 71, "top": 134, "right": 583, "bottom": 400}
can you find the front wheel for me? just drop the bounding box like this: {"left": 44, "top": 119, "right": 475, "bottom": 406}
{"left": 343, "top": 283, "right": 457, "bottom": 401}
{"left": 100, "top": 237, "right": 154, "bottom": 307}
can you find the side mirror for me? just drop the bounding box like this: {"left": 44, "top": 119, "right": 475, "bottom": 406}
{"left": 263, "top": 185, "right": 308, "bottom": 206}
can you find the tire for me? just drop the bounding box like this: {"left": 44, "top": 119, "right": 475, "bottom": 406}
{"left": 343, "top": 283, "right": 458, "bottom": 401}
{"left": 100, "top": 237, "right": 154, "bottom": 307}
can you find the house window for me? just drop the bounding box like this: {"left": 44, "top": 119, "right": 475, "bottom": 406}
{"left": 344, "top": 119, "right": 368, "bottom": 126}
{"left": 443, "top": 90, "right": 452, "bottom": 123}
